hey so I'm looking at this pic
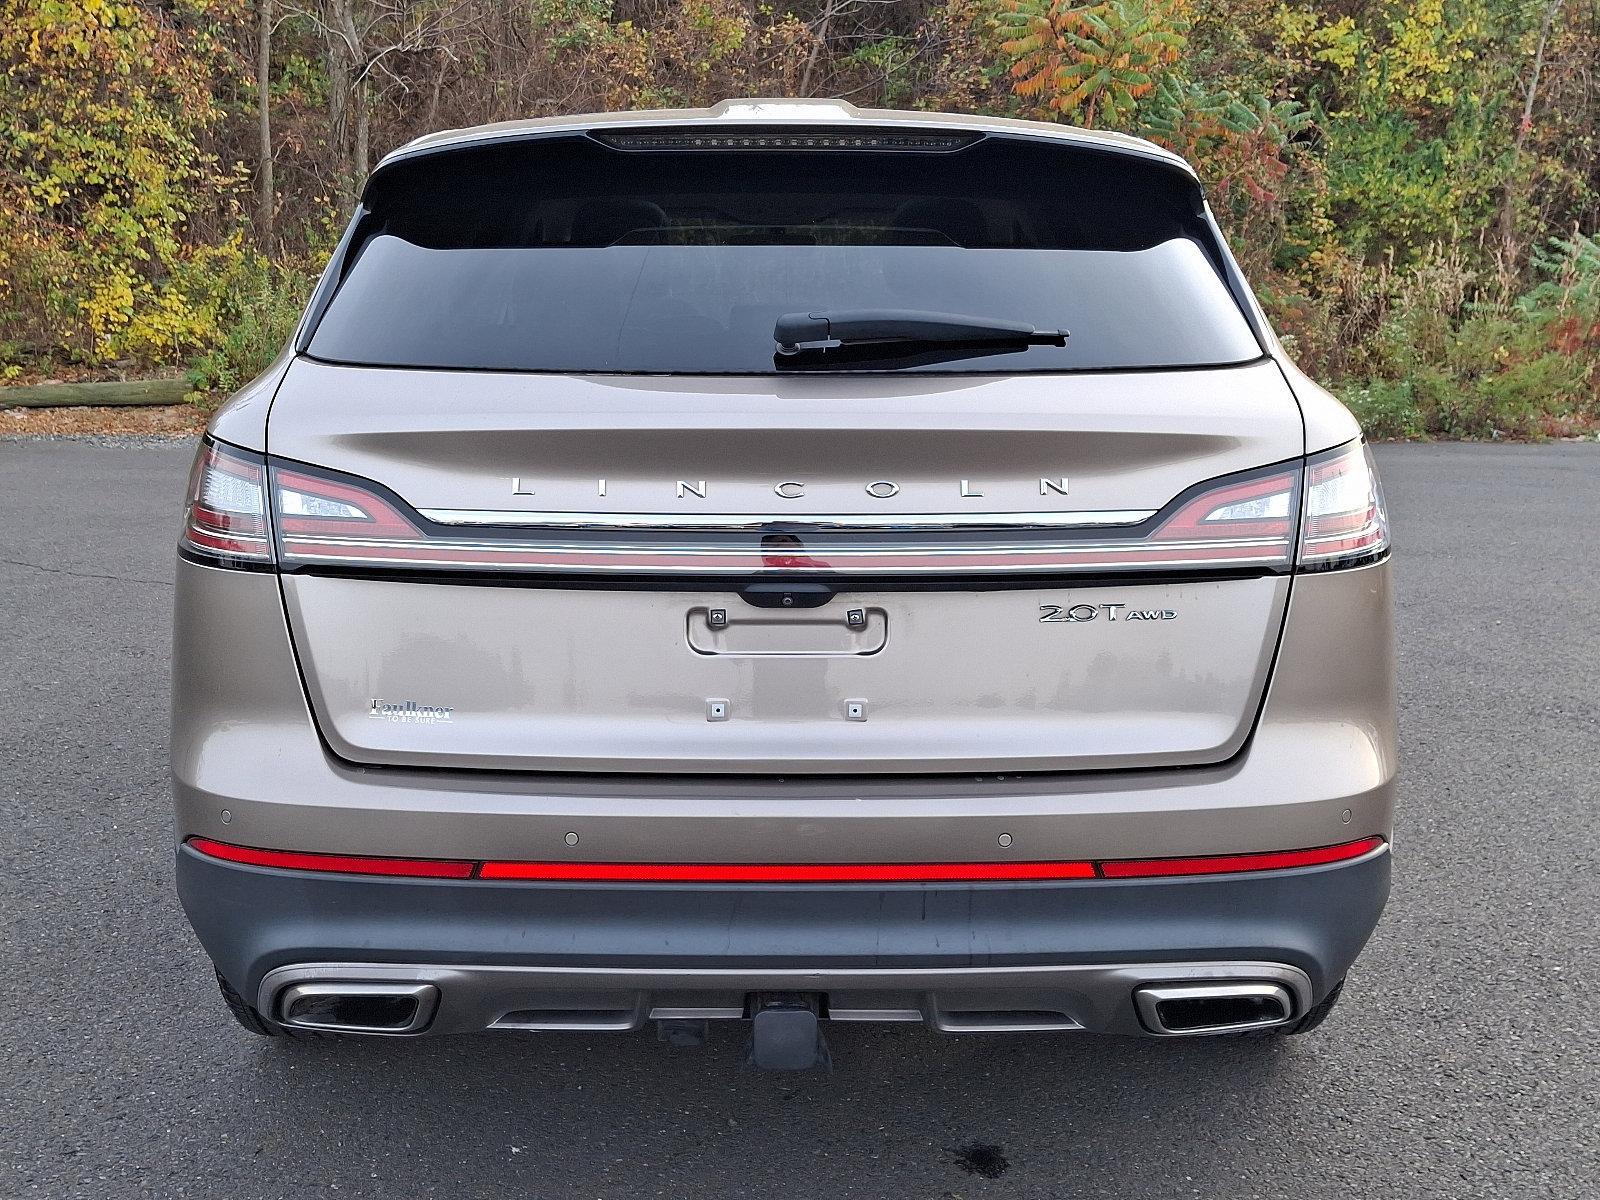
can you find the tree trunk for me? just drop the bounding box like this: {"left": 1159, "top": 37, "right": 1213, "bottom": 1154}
{"left": 332, "top": 0, "right": 369, "bottom": 194}
{"left": 425, "top": 50, "right": 446, "bottom": 129}
{"left": 1499, "top": 0, "right": 1564, "bottom": 268}
{"left": 353, "top": 73, "right": 370, "bottom": 186}
{"left": 327, "top": 59, "right": 350, "bottom": 203}
{"left": 256, "top": 0, "right": 274, "bottom": 247}
{"left": 325, "top": 0, "right": 357, "bottom": 206}
{"left": 800, "top": 1, "right": 840, "bottom": 97}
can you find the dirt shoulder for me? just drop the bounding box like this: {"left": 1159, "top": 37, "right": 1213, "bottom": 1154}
{"left": 1, "top": 404, "right": 209, "bottom": 437}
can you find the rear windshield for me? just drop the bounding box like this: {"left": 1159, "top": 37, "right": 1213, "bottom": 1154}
{"left": 308, "top": 131, "right": 1263, "bottom": 374}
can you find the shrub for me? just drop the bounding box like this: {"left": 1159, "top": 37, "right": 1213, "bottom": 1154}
{"left": 1335, "top": 236, "right": 1600, "bottom": 438}
{"left": 0, "top": 0, "right": 245, "bottom": 368}
{"left": 1342, "top": 381, "right": 1428, "bottom": 441}
{"left": 185, "top": 253, "right": 316, "bottom": 395}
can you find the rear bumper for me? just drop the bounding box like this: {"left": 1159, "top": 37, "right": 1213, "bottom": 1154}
{"left": 180, "top": 841, "right": 1390, "bottom": 1036}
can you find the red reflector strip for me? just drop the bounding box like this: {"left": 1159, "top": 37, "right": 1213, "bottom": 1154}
{"left": 186, "top": 837, "right": 1384, "bottom": 883}
{"left": 186, "top": 837, "right": 474, "bottom": 879}
{"left": 477, "top": 860, "right": 1098, "bottom": 883}
{"left": 183, "top": 525, "right": 272, "bottom": 556}
{"left": 1098, "top": 836, "right": 1385, "bottom": 879}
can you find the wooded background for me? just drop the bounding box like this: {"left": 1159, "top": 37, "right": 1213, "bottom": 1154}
{"left": 2, "top": 0, "right": 1597, "bottom": 436}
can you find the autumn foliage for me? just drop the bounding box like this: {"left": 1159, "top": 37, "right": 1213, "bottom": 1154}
{"left": 1, "top": 0, "right": 1597, "bottom": 436}
{"left": 1000, "top": 0, "right": 1187, "bottom": 128}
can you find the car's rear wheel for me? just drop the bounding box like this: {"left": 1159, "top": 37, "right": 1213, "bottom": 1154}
{"left": 1281, "top": 980, "right": 1344, "bottom": 1035}
{"left": 214, "top": 967, "right": 343, "bottom": 1040}
{"left": 215, "top": 967, "right": 276, "bottom": 1035}
{"left": 1230, "top": 980, "right": 1344, "bottom": 1040}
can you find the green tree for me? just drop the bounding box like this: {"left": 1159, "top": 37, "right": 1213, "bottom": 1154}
{"left": 0, "top": 0, "right": 250, "bottom": 364}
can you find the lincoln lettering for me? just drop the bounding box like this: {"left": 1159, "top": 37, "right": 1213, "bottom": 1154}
{"left": 510, "top": 477, "right": 1070, "bottom": 498}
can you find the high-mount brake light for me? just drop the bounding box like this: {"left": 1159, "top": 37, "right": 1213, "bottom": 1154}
{"left": 1297, "top": 441, "right": 1390, "bottom": 569}
{"left": 595, "top": 128, "right": 978, "bottom": 153}
{"left": 181, "top": 441, "right": 272, "bottom": 565}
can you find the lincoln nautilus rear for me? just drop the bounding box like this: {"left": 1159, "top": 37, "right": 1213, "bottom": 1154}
{"left": 172, "top": 100, "right": 1395, "bottom": 1062}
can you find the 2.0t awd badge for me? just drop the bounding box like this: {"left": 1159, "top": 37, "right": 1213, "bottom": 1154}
{"left": 1039, "top": 603, "right": 1178, "bottom": 623}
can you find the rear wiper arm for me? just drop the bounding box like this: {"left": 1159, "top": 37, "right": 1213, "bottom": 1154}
{"left": 774, "top": 309, "right": 1068, "bottom": 357}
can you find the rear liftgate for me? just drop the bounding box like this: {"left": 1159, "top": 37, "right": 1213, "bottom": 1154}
{"left": 211, "top": 364, "right": 1327, "bottom": 776}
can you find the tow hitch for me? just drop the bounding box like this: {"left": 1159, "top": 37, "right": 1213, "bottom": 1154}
{"left": 746, "top": 993, "right": 830, "bottom": 1071}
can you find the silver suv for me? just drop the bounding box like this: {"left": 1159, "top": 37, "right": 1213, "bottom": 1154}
{"left": 173, "top": 100, "right": 1394, "bottom": 1065}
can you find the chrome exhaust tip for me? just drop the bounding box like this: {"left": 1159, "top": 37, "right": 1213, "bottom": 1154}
{"left": 1134, "top": 982, "right": 1293, "bottom": 1036}
{"left": 278, "top": 982, "right": 439, "bottom": 1034}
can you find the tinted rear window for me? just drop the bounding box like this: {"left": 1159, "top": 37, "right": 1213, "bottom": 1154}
{"left": 308, "top": 131, "right": 1262, "bottom": 374}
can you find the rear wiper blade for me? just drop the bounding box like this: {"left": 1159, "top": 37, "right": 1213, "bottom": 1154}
{"left": 774, "top": 309, "right": 1068, "bottom": 357}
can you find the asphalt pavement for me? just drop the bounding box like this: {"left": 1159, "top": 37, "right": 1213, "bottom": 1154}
{"left": 2, "top": 437, "right": 1596, "bottom": 1199}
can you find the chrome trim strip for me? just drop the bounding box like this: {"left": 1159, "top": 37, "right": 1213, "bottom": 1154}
{"left": 284, "top": 555, "right": 1288, "bottom": 573}
{"left": 415, "top": 508, "right": 1160, "bottom": 531}
{"left": 291, "top": 558, "right": 1288, "bottom": 573}
{"left": 929, "top": 1007, "right": 1083, "bottom": 1033}
{"left": 826, "top": 1007, "right": 926, "bottom": 1023}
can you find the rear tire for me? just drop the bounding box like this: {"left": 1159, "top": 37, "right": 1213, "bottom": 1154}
{"left": 1281, "top": 979, "right": 1344, "bottom": 1035}
{"left": 1231, "top": 980, "right": 1343, "bottom": 1040}
{"left": 215, "top": 968, "right": 277, "bottom": 1036}
{"left": 215, "top": 967, "right": 345, "bottom": 1040}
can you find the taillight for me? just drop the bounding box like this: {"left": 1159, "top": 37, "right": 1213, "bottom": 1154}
{"left": 271, "top": 465, "right": 438, "bottom": 567}
{"left": 1150, "top": 466, "right": 1298, "bottom": 566}
{"left": 265, "top": 459, "right": 1305, "bottom": 577}
{"left": 1297, "top": 441, "right": 1390, "bottom": 569}
{"left": 180, "top": 440, "right": 272, "bottom": 566}
{"left": 256, "top": 448, "right": 1384, "bottom": 579}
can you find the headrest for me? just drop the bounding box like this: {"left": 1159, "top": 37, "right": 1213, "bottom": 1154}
{"left": 569, "top": 199, "right": 669, "bottom": 246}
{"left": 889, "top": 198, "right": 989, "bottom": 247}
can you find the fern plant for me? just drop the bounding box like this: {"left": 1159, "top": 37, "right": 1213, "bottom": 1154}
{"left": 1521, "top": 235, "right": 1600, "bottom": 314}
{"left": 996, "top": 0, "right": 1188, "bottom": 128}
